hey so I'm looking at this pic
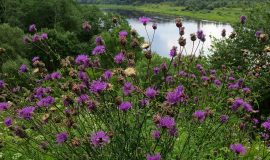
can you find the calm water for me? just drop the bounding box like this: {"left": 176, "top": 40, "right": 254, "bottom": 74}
{"left": 108, "top": 10, "right": 233, "bottom": 57}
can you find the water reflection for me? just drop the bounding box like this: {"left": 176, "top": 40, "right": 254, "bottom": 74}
{"left": 107, "top": 9, "right": 233, "bottom": 57}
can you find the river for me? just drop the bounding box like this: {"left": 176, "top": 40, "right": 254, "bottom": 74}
{"left": 107, "top": 9, "right": 233, "bottom": 57}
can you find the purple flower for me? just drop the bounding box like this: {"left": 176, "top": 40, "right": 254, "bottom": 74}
{"left": 92, "top": 45, "right": 105, "bottom": 55}
{"left": 78, "top": 71, "right": 89, "bottom": 82}
{"left": 262, "top": 121, "right": 270, "bottom": 131}
{"left": 210, "top": 69, "right": 216, "bottom": 75}
{"left": 145, "top": 87, "right": 157, "bottom": 99}
{"left": 139, "top": 16, "right": 151, "bottom": 25}
{"left": 19, "top": 106, "right": 35, "bottom": 120}
{"left": 139, "top": 99, "right": 149, "bottom": 107}
{"left": 19, "top": 64, "right": 28, "bottom": 73}
{"left": 146, "top": 153, "right": 161, "bottom": 160}
{"left": 56, "top": 132, "right": 68, "bottom": 144}
{"left": 252, "top": 118, "right": 259, "bottom": 125}
{"left": 33, "top": 87, "right": 51, "bottom": 99}
{"left": 0, "top": 80, "right": 5, "bottom": 89}
{"left": 32, "top": 56, "right": 40, "bottom": 63}
{"left": 158, "top": 116, "right": 175, "bottom": 129}
{"left": 32, "top": 34, "right": 40, "bottom": 42}
{"left": 178, "top": 71, "right": 187, "bottom": 77}
{"left": 114, "top": 52, "right": 125, "bottom": 64}
{"left": 119, "top": 31, "right": 128, "bottom": 37}
{"left": 29, "top": 24, "right": 37, "bottom": 32}
{"left": 75, "top": 54, "right": 90, "bottom": 66}
{"left": 4, "top": 117, "right": 12, "bottom": 127}
{"left": 256, "top": 31, "right": 262, "bottom": 38}
{"left": 95, "top": 36, "right": 103, "bottom": 45}
{"left": 201, "top": 76, "right": 209, "bottom": 81}
{"left": 153, "top": 67, "right": 160, "bottom": 75}
{"left": 262, "top": 133, "right": 269, "bottom": 140}
{"left": 240, "top": 15, "right": 247, "bottom": 24}
{"left": 242, "top": 87, "right": 251, "bottom": 94}
{"left": 197, "top": 30, "right": 205, "bottom": 40}
{"left": 90, "top": 131, "right": 109, "bottom": 147}
{"left": 151, "top": 130, "right": 161, "bottom": 139}
{"left": 220, "top": 115, "right": 229, "bottom": 123}
{"left": 37, "top": 96, "right": 55, "bottom": 108}
{"left": 166, "top": 76, "right": 173, "bottom": 83}
{"left": 76, "top": 94, "right": 89, "bottom": 103}
{"left": 169, "top": 46, "right": 177, "bottom": 57}
{"left": 118, "top": 101, "right": 132, "bottom": 111}
{"left": 214, "top": 79, "right": 222, "bottom": 86}
{"left": 89, "top": 80, "right": 107, "bottom": 94}
{"left": 41, "top": 33, "right": 48, "bottom": 40}
{"left": 103, "top": 70, "right": 113, "bottom": 80}
{"left": 165, "top": 86, "right": 185, "bottom": 105}
{"left": 50, "top": 72, "right": 61, "bottom": 80}
{"left": 230, "top": 143, "right": 246, "bottom": 155}
{"left": 193, "top": 110, "right": 206, "bottom": 122}
{"left": 0, "top": 102, "right": 10, "bottom": 112}
{"left": 123, "top": 82, "right": 135, "bottom": 96}
{"left": 230, "top": 98, "right": 244, "bottom": 111}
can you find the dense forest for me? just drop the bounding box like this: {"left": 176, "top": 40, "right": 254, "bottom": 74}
{"left": 78, "top": 0, "right": 267, "bottom": 10}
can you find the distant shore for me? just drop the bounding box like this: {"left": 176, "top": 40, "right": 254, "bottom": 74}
{"left": 89, "top": 4, "right": 245, "bottom": 24}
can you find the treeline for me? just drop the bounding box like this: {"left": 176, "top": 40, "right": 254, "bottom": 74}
{"left": 78, "top": 0, "right": 269, "bottom": 10}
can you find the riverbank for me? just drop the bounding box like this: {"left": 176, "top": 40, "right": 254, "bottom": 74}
{"left": 91, "top": 4, "right": 245, "bottom": 24}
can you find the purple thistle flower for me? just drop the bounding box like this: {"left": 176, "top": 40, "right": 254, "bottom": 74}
{"left": 32, "top": 34, "right": 40, "bottom": 42}
{"left": 4, "top": 117, "right": 12, "bottom": 127}
{"left": 103, "top": 70, "right": 113, "bottom": 80}
{"left": 0, "top": 80, "right": 5, "bottom": 89}
{"left": 201, "top": 76, "right": 209, "bottom": 82}
{"left": 240, "top": 15, "right": 247, "bottom": 24}
{"left": 32, "top": 56, "right": 40, "bottom": 63}
{"left": 19, "top": 64, "right": 28, "bottom": 73}
{"left": 178, "top": 71, "right": 187, "bottom": 77}
{"left": 166, "top": 76, "right": 173, "bottom": 83}
{"left": 193, "top": 110, "right": 206, "bottom": 122}
{"left": 262, "top": 133, "right": 269, "bottom": 140}
{"left": 76, "top": 94, "right": 89, "bottom": 103}
{"left": 29, "top": 24, "right": 37, "bottom": 32}
{"left": 230, "top": 143, "right": 246, "bottom": 155}
{"left": 36, "top": 96, "right": 55, "bottom": 108}
{"left": 230, "top": 98, "right": 244, "bottom": 111}
{"left": 214, "top": 79, "right": 222, "bottom": 86}
{"left": 41, "top": 33, "right": 48, "bottom": 40}
{"left": 139, "top": 16, "right": 151, "bottom": 25}
{"left": 146, "top": 153, "right": 161, "bottom": 160}
{"left": 210, "top": 69, "right": 216, "bottom": 75}
{"left": 262, "top": 121, "right": 270, "bottom": 131}
{"left": 78, "top": 71, "right": 89, "bottom": 82}
{"left": 0, "top": 102, "right": 10, "bottom": 112}
{"left": 165, "top": 86, "right": 185, "bottom": 105}
{"left": 90, "top": 131, "right": 109, "bottom": 147}
{"left": 114, "top": 52, "right": 125, "bottom": 64}
{"left": 95, "top": 36, "right": 103, "bottom": 46}
{"left": 168, "top": 127, "right": 178, "bottom": 137}
{"left": 151, "top": 130, "right": 161, "bottom": 139}
{"left": 56, "top": 132, "right": 68, "bottom": 144}
{"left": 89, "top": 80, "right": 107, "bottom": 94}
{"left": 123, "top": 82, "right": 135, "bottom": 96}
{"left": 158, "top": 116, "right": 175, "bottom": 129}
{"left": 75, "top": 54, "right": 90, "bottom": 66}
{"left": 153, "top": 67, "right": 160, "bottom": 75}
{"left": 50, "top": 72, "right": 61, "bottom": 80}
{"left": 220, "top": 115, "right": 229, "bottom": 123}
{"left": 119, "top": 31, "right": 128, "bottom": 38}
{"left": 255, "top": 31, "right": 262, "bottom": 38}
{"left": 33, "top": 87, "right": 51, "bottom": 99}
{"left": 145, "top": 87, "right": 157, "bottom": 99}
{"left": 242, "top": 87, "right": 251, "bottom": 94}
{"left": 92, "top": 45, "right": 106, "bottom": 55}
{"left": 19, "top": 106, "right": 35, "bottom": 120}
{"left": 169, "top": 46, "right": 177, "bottom": 57}
{"left": 118, "top": 101, "right": 132, "bottom": 111}
{"left": 139, "top": 99, "right": 149, "bottom": 107}
{"left": 197, "top": 30, "right": 204, "bottom": 40}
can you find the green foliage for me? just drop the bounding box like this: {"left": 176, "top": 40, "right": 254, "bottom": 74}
{"left": 0, "top": 24, "right": 26, "bottom": 61}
